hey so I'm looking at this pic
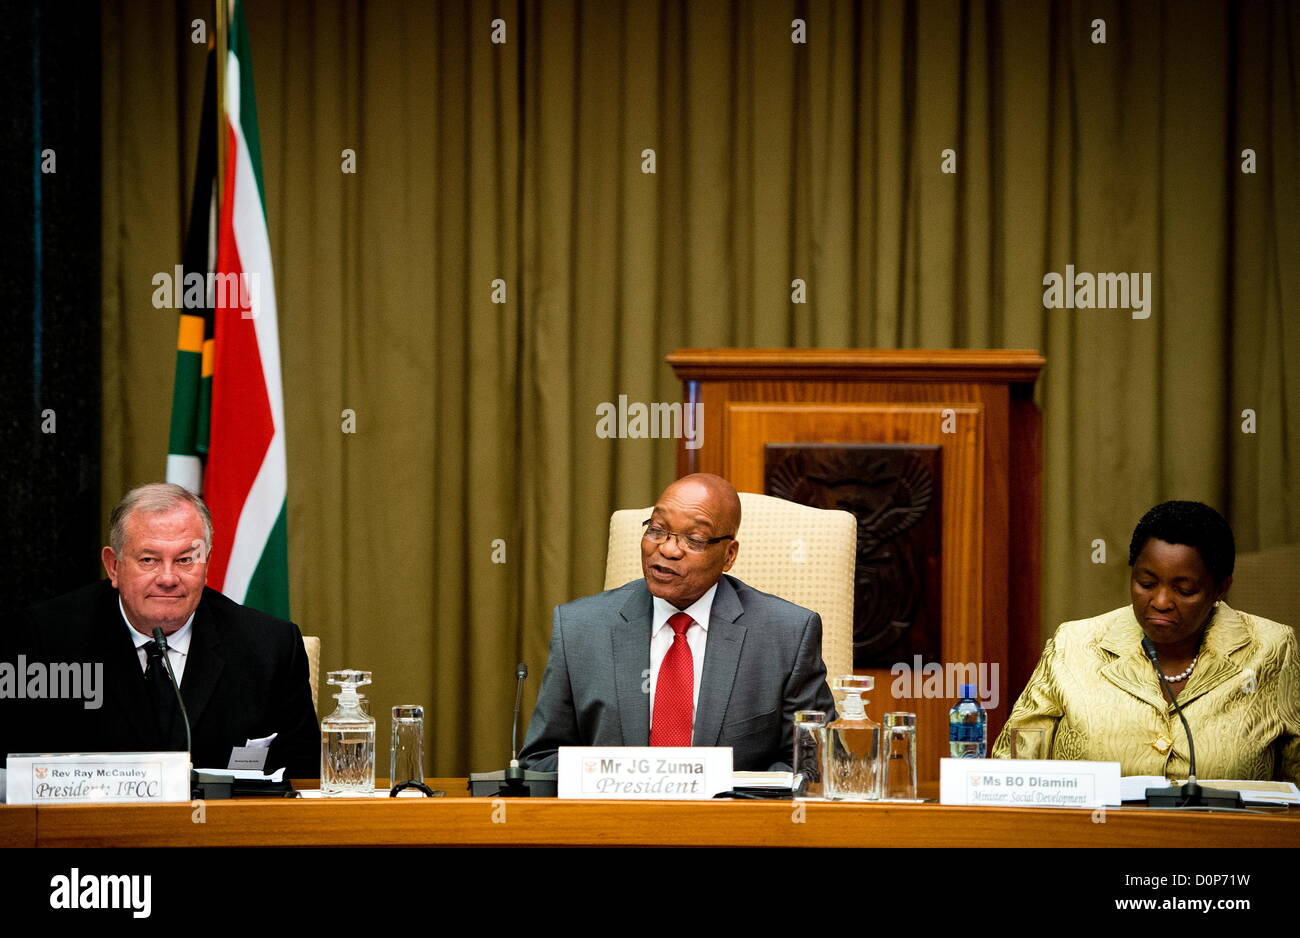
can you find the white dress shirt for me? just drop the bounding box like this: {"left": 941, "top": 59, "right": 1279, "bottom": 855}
{"left": 120, "top": 598, "right": 195, "bottom": 686}
{"left": 648, "top": 582, "right": 718, "bottom": 724}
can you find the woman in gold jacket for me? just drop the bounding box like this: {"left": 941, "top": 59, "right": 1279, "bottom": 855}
{"left": 993, "top": 501, "right": 1300, "bottom": 782}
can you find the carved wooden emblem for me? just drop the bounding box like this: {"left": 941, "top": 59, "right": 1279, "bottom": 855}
{"left": 765, "top": 444, "right": 942, "bottom": 668}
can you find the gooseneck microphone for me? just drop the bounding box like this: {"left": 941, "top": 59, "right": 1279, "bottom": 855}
{"left": 152, "top": 626, "right": 193, "bottom": 756}
{"left": 466, "top": 662, "right": 558, "bottom": 797}
{"left": 153, "top": 628, "right": 278, "bottom": 800}
{"left": 154, "top": 626, "right": 231, "bottom": 799}
{"left": 1140, "top": 637, "right": 1241, "bottom": 809}
{"left": 505, "top": 663, "right": 528, "bottom": 783}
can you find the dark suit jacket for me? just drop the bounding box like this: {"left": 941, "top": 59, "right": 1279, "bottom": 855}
{"left": 519, "top": 574, "right": 836, "bottom": 772}
{"left": 10, "top": 580, "right": 318, "bottom": 777}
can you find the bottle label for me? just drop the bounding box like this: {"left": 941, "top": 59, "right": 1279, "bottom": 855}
{"left": 949, "top": 724, "right": 985, "bottom": 743}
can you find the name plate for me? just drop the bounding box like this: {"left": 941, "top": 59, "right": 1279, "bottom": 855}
{"left": 6, "top": 752, "right": 192, "bottom": 804}
{"left": 558, "top": 747, "right": 733, "bottom": 799}
{"left": 940, "top": 758, "right": 1121, "bottom": 808}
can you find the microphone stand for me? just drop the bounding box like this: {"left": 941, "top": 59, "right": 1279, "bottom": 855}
{"left": 501, "top": 663, "right": 529, "bottom": 794}
{"left": 153, "top": 627, "right": 232, "bottom": 799}
{"left": 467, "top": 663, "right": 558, "bottom": 797}
{"left": 1140, "top": 638, "right": 1242, "bottom": 810}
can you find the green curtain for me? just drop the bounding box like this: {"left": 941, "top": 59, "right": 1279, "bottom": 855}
{"left": 101, "top": 0, "right": 1299, "bottom": 775}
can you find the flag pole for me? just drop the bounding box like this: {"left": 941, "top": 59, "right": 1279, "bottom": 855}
{"left": 214, "top": 0, "right": 228, "bottom": 212}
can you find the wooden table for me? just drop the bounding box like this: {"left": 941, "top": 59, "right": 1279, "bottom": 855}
{"left": 5, "top": 779, "right": 1298, "bottom": 847}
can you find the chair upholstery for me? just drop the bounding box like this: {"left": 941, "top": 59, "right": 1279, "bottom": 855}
{"left": 1228, "top": 543, "right": 1299, "bottom": 635}
{"left": 302, "top": 635, "right": 321, "bottom": 714}
{"left": 604, "top": 492, "right": 857, "bottom": 682}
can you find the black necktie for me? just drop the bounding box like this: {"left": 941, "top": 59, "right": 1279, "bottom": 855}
{"left": 145, "top": 640, "right": 182, "bottom": 750}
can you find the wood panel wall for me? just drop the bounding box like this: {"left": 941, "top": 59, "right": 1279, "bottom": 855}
{"left": 668, "top": 349, "right": 1045, "bottom": 783}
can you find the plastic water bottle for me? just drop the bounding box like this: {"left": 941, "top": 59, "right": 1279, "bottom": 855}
{"left": 948, "top": 684, "right": 987, "bottom": 757}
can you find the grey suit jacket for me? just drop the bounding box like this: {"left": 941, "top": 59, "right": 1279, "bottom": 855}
{"left": 519, "top": 574, "right": 837, "bottom": 772}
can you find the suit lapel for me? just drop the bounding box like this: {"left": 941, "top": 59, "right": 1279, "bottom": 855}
{"left": 1098, "top": 609, "right": 1169, "bottom": 713}
{"left": 693, "top": 576, "right": 747, "bottom": 747}
{"left": 614, "top": 585, "right": 652, "bottom": 746}
{"left": 1176, "top": 605, "right": 1250, "bottom": 707}
{"left": 180, "top": 589, "right": 224, "bottom": 729}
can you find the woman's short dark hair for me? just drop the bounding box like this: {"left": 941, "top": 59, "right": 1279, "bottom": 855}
{"left": 1128, "top": 501, "right": 1235, "bottom": 584}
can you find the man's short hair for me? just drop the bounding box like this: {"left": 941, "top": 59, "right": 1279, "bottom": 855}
{"left": 109, "top": 482, "right": 214, "bottom": 555}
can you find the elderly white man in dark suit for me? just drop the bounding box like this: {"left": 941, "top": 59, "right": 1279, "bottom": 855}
{"left": 9, "top": 483, "right": 317, "bottom": 777}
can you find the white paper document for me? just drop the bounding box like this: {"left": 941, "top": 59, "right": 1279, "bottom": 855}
{"left": 1121, "top": 775, "right": 1300, "bottom": 804}
{"left": 194, "top": 766, "right": 285, "bottom": 782}
{"left": 732, "top": 771, "right": 794, "bottom": 789}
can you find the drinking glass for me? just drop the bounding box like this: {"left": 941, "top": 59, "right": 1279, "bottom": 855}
{"left": 1009, "top": 726, "right": 1048, "bottom": 761}
{"left": 882, "top": 712, "right": 918, "bottom": 801}
{"left": 792, "top": 710, "right": 828, "bottom": 799}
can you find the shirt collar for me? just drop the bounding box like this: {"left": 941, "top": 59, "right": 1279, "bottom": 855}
{"left": 651, "top": 582, "right": 718, "bottom": 636}
{"left": 119, "top": 596, "right": 195, "bottom": 655}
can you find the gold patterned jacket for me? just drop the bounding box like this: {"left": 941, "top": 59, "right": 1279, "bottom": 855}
{"left": 992, "top": 604, "right": 1300, "bottom": 782}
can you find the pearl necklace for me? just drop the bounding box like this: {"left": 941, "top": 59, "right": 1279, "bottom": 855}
{"left": 1161, "top": 656, "right": 1198, "bottom": 683}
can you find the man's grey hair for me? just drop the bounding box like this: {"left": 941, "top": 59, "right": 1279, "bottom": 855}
{"left": 109, "top": 482, "right": 214, "bottom": 555}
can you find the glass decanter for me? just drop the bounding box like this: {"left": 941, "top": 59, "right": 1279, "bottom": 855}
{"left": 320, "top": 669, "right": 376, "bottom": 796}
{"left": 824, "top": 675, "right": 882, "bottom": 801}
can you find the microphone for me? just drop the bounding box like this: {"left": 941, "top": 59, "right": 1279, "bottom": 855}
{"left": 154, "top": 628, "right": 234, "bottom": 799}
{"left": 1140, "top": 637, "right": 1241, "bottom": 809}
{"left": 152, "top": 628, "right": 270, "bottom": 800}
{"left": 151, "top": 627, "right": 192, "bottom": 756}
{"left": 466, "top": 662, "right": 557, "bottom": 797}
{"left": 505, "top": 662, "right": 528, "bottom": 781}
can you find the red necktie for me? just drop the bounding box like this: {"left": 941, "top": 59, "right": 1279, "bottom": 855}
{"left": 650, "top": 612, "right": 694, "bottom": 747}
